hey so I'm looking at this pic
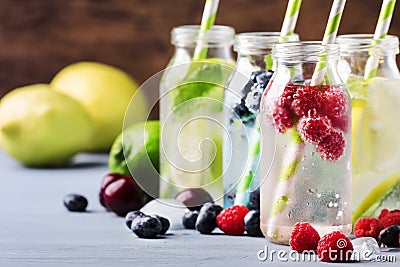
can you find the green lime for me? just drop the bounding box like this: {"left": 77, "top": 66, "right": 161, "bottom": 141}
{"left": 109, "top": 120, "right": 159, "bottom": 176}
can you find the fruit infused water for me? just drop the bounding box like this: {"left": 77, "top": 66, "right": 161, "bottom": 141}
{"left": 259, "top": 42, "right": 352, "bottom": 244}
{"left": 159, "top": 25, "right": 235, "bottom": 202}
{"left": 336, "top": 34, "right": 400, "bottom": 222}
{"left": 223, "top": 33, "right": 299, "bottom": 208}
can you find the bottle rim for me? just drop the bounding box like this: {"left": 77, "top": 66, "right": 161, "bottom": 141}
{"left": 234, "top": 32, "right": 299, "bottom": 54}
{"left": 336, "top": 34, "right": 399, "bottom": 55}
{"left": 171, "top": 25, "right": 235, "bottom": 47}
{"left": 272, "top": 41, "right": 340, "bottom": 63}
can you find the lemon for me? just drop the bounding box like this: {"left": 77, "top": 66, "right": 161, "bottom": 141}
{"left": 0, "top": 84, "right": 93, "bottom": 167}
{"left": 352, "top": 77, "right": 400, "bottom": 173}
{"left": 352, "top": 172, "right": 400, "bottom": 223}
{"left": 51, "top": 62, "right": 148, "bottom": 152}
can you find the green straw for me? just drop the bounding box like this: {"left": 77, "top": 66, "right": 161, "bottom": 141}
{"left": 364, "top": 0, "right": 397, "bottom": 79}
{"left": 311, "top": 0, "right": 347, "bottom": 85}
{"left": 193, "top": 0, "right": 220, "bottom": 60}
{"left": 280, "top": 0, "right": 303, "bottom": 38}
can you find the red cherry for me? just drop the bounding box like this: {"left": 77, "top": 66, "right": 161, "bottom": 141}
{"left": 175, "top": 188, "right": 213, "bottom": 211}
{"left": 99, "top": 173, "right": 122, "bottom": 208}
{"left": 99, "top": 173, "right": 147, "bottom": 216}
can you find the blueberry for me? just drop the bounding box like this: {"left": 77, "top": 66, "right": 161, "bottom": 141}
{"left": 154, "top": 215, "right": 170, "bottom": 235}
{"left": 131, "top": 215, "right": 162, "bottom": 238}
{"left": 195, "top": 202, "right": 223, "bottom": 234}
{"left": 63, "top": 194, "right": 88, "bottom": 212}
{"left": 244, "top": 210, "right": 263, "bottom": 237}
{"left": 379, "top": 225, "right": 400, "bottom": 247}
{"left": 232, "top": 99, "right": 255, "bottom": 124}
{"left": 182, "top": 210, "right": 199, "bottom": 229}
{"left": 125, "top": 211, "right": 145, "bottom": 229}
{"left": 247, "top": 189, "right": 260, "bottom": 210}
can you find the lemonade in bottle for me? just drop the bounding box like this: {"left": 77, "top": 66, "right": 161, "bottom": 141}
{"left": 337, "top": 34, "right": 400, "bottom": 222}
{"left": 159, "top": 25, "right": 235, "bottom": 202}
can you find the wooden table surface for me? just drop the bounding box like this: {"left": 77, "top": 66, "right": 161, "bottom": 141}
{"left": 0, "top": 149, "right": 398, "bottom": 267}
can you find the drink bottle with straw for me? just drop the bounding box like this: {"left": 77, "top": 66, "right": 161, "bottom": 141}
{"left": 259, "top": 0, "right": 352, "bottom": 244}
{"left": 336, "top": 0, "right": 400, "bottom": 223}
{"left": 222, "top": 0, "right": 302, "bottom": 208}
{"left": 159, "top": 0, "right": 235, "bottom": 204}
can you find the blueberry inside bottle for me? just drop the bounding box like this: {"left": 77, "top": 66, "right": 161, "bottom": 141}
{"left": 223, "top": 32, "right": 299, "bottom": 208}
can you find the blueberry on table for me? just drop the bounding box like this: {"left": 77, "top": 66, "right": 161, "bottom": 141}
{"left": 195, "top": 202, "right": 223, "bottom": 234}
{"left": 155, "top": 215, "right": 170, "bottom": 235}
{"left": 63, "top": 194, "right": 88, "bottom": 212}
{"left": 379, "top": 225, "right": 400, "bottom": 247}
{"left": 131, "top": 215, "right": 162, "bottom": 238}
{"left": 244, "top": 210, "right": 263, "bottom": 237}
{"left": 182, "top": 210, "right": 199, "bottom": 229}
{"left": 125, "top": 211, "right": 145, "bottom": 229}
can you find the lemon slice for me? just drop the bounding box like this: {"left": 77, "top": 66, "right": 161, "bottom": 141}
{"left": 352, "top": 172, "right": 400, "bottom": 224}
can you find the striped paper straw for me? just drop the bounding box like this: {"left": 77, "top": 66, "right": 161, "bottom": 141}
{"left": 280, "top": 0, "right": 303, "bottom": 38}
{"left": 193, "top": 0, "right": 220, "bottom": 60}
{"left": 311, "top": 0, "right": 347, "bottom": 85}
{"left": 364, "top": 0, "right": 397, "bottom": 79}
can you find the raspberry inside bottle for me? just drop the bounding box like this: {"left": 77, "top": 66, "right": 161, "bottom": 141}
{"left": 259, "top": 42, "right": 352, "bottom": 244}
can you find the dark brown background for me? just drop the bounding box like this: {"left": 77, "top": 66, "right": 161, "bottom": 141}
{"left": 1, "top": 0, "right": 400, "bottom": 99}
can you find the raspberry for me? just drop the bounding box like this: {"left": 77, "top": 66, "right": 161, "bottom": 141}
{"left": 272, "top": 105, "right": 295, "bottom": 133}
{"left": 291, "top": 85, "right": 322, "bottom": 116}
{"left": 379, "top": 209, "right": 400, "bottom": 228}
{"left": 216, "top": 205, "right": 249, "bottom": 235}
{"left": 317, "top": 231, "right": 353, "bottom": 262}
{"left": 330, "top": 114, "right": 349, "bottom": 133}
{"left": 290, "top": 222, "right": 320, "bottom": 252}
{"left": 297, "top": 115, "right": 332, "bottom": 144}
{"left": 354, "top": 217, "right": 384, "bottom": 240}
{"left": 321, "top": 86, "right": 348, "bottom": 119}
{"left": 316, "top": 130, "right": 345, "bottom": 161}
{"left": 278, "top": 83, "right": 298, "bottom": 108}
{"left": 378, "top": 209, "right": 391, "bottom": 220}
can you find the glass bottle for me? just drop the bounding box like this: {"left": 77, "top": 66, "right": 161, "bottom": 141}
{"left": 159, "top": 25, "right": 235, "bottom": 205}
{"left": 336, "top": 34, "right": 400, "bottom": 222}
{"left": 223, "top": 32, "right": 299, "bottom": 208}
{"left": 259, "top": 42, "right": 352, "bottom": 244}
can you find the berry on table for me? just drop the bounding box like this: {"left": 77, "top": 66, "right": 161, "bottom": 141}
{"left": 63, "top": 193, "right": 88, "bottom": 212}
{"left": 378, "top": 209, "right": 400, "bottom": 228}
{"left": 216, "top": 205, "right": 249, "bottom": 236}
{"left": 317, "top": 231, "right": 353, "bottom": 262}
{"left": 195, "top": 202, "right": 223, "bottom": 234}
{"left": 289, "top": 222, "right": 320, "bottom": 252}
{"left": 154, "top": 215, "right": 170, "bottom": 235}
{"left": 131, "top": 215, "right": 162, "bottom": 239}
{"left": 378, "top": 225, "right": 400, "bottom": 247}
{"left": 354, "top": 217, "right": 384, "bottom": 240}
{"left": 125, "top": 210, "right": 145, "bottom": 229}
{"left": 244, "top": 210, "right": 263, "bottom": 237}
{"left": 182, "top": 210, "right": 199, "bottom": 229}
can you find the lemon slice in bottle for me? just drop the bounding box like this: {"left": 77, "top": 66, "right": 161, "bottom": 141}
{"left": 352, "top": 172, "right": 400, "bottom": 223}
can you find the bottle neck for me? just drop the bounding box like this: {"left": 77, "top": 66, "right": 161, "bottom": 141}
{"left": 170, "top": 25, "right": 235, "bottom": 64}
{"left": 337, "top": 34, "right": 400, "bottom": 80}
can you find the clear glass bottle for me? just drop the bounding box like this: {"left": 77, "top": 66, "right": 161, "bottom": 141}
{"left": 259, "top": 42, "right": 352, "bottom": 244}
{"left": 223, "top": 32, "right": 299, "bottom": 208}
{"left": 336, "top": 34, "right": 400, "bottom": 222}
{"left": 159, "top": 25, "right": 235, "bottom": 204}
